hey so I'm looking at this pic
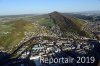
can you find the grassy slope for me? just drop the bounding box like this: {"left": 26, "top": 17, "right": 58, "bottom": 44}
{"left": 66, "top": 16, "right": 92, "bottom": 37}
{"left": 0, "top": 17, "right": 54, "bottom": 50}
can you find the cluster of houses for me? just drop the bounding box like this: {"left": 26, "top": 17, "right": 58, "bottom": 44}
{"left": 19, "top": 37, "right": 94, "bottom": 66}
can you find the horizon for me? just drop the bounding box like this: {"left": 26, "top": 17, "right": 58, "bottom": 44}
{"left": 0, "top": 10, "right": 100, "bottom": 16}
{"left": 0, "top": 0, "right": 100, "bottom": 16}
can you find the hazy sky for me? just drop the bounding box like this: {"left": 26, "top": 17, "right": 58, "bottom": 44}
{"left": 0, "top": 0, "right": 100, "bottom": 15}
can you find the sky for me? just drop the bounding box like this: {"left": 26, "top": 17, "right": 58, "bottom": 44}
{"left": 0, "top": 0, "right": 100, "bottom": 15}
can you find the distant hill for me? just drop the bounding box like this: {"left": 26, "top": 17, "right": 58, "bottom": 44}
{"left": 76, "top": 11, "right": 100, "bottom": 16}
{"left": 0, "top": 14, "right": 38, "bottom": 18}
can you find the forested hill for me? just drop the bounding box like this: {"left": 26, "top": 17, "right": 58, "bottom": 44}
{"left": 49, "top": 11, "right": 93, "bottom": 38}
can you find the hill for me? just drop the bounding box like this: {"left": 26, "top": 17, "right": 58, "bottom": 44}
{"left": 0, "top": 18, "right": 55, "bottom": 50}
{"left": 49, "top": 11, "right": 93, "bottom": 38}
